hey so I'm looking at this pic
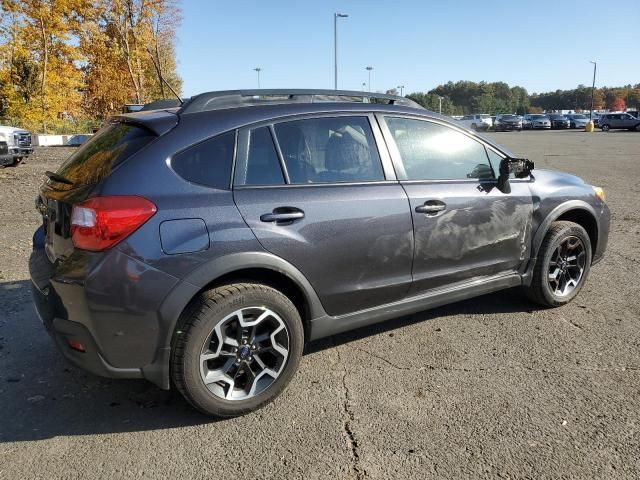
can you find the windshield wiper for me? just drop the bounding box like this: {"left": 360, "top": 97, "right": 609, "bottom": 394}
{"left": 45, "top": 171, "right": 74, "bottom": 185}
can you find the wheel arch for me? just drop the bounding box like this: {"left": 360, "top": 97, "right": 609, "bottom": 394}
{"left": 523, "top": 200, "right": 599, "bottom": 285}
{"left": 159, "top": 252, "right": 326, "bottom": 350}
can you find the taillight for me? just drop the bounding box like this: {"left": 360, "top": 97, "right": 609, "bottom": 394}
{"left": 70, "top": 196, "right": 157, "bottom": 252}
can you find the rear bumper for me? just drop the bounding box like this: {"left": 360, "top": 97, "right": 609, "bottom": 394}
{"left": 31, "top": 288, "right": 145, "bottom": 380}
{"left": 29, "top": 233, "right": 179, "bottom": 389}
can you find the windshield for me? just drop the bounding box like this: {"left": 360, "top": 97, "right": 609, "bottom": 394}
{"left": 502, "top": 115, "right": 518, "bottom": 120}
{"left": 54, "top": 122, "right": 156, "bottom": 187}
{"left": 570, "top": 114, "right": 587, "bottom": 119}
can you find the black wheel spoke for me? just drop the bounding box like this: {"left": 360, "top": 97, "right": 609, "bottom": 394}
{"left": 547, "top": 235, "right": 586, "bottom": 298}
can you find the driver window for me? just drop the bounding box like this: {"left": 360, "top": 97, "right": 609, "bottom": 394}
{"left": 385, "top": 117, "right": 494, "bottom": 180}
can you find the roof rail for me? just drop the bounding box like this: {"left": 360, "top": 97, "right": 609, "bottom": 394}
{"left": 178, "top": 89, "right": 423, "bottom": 115}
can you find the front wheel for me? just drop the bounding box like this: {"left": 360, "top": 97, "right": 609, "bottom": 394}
{"left": 171, "top": 283, "right": 304, "bottom": 417}
{"left": 525, "top": 221, "right": 591, "bottom": 307}
{"left": 601, "top": 124, "right": 610, "bottom": 131}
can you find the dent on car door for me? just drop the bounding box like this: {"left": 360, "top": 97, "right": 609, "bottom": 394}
{"left": 232, "top": 115, "right": 414, "bottom": 317}
{"left": 378, "top": 115, "right": 533, "bottom": 294}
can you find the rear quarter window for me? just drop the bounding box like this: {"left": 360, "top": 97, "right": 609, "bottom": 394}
{"left": 171, "top": 131, "right": 236, "bottom": 189}
{"left": 56, "top": 122, "right": 156, "bottom": 187}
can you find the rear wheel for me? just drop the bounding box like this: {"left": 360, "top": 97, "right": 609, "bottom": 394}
{"left": 471, "top": 123, "right": 477, "bottom": 131}
{"left": 633, "top": 124, "right": 640, "bottom": 132}
{"left": 525, "top": 221, "right": 591, "bottom": 307}
{"left": 171, "top": 283, "right": 304, "bottom": 417}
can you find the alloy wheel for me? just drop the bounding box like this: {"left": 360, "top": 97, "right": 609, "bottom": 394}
{"left": 199, "top": 306, "right": 290, "bottom": 401}
{"left": 547, "top": 235, "right": 586, "bottom": 297}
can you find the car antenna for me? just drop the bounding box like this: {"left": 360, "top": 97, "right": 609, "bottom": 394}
{"left": 146, "top": 46, "right": 183, "bottom": 105}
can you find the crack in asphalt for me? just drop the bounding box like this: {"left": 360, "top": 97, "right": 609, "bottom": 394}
{"left": 354, "top": 345, "right": 639, "bottom": 375}
{"left": 336, "top": 347, "right": 364, "bottom": 479}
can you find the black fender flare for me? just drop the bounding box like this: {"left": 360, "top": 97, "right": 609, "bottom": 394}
{"left": 144, "top": 252, "right": 327, "bottom": 389}
{"left": 522, "top": 200, "right": 598, "bottom": 285}
{"left": 158, "top": 251, "right": 326, "bottom": 348}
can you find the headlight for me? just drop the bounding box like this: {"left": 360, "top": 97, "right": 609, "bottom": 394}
{"left": 592, "top": 186, "right": 606, "bottom": 202}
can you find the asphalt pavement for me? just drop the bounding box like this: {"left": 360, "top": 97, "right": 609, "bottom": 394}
{"left": 0, "top": 130, "right": 638, "bottom": 479}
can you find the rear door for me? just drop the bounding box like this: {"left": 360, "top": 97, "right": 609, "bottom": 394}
{"left": 233, "top": 114, "right": 414, "bottom": 316}
{"left": 378, "top": 115, "right": 533, "bottom": 294}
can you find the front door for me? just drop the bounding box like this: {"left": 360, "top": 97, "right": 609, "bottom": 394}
{"left": 233, "top": 115, "right": 414, "bottom": 316}
{"left": 379, "top": 115, "right": 533, "bottom": 294}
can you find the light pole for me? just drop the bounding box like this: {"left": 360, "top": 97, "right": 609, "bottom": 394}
{"left": 334, "top": 13, "right": 348, "bottom": 90}
{"left": 254, "top": 67, "right": 262, "bottom": 88}
{"left": 361, "top": 82, "right": 366, "bottom": 91}
{"left": 397, "top": 85, "right": 404, "bottom": 96}
{"left": 438, "top": 96, "right": 443, "bottom": 114}
{"left": 589, "top": 60, "right": 597, "bottom": 121}
{"left": 365, "top": 66, "right": 373, "bottom": 92}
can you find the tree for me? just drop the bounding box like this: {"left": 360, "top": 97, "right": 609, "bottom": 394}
{"left": 607, "top": 96, "right": 626, "bottom": 112}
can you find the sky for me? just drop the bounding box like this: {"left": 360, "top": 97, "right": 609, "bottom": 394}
{"left": 176, "top": 0, "right": 640, "bottom": 97}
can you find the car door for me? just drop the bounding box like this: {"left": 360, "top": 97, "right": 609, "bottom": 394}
{"left": 378, "top": 114, "right": 533, "bottom": 294}
{"left": 233, "top": 114, "right": 414, "bottom": 316}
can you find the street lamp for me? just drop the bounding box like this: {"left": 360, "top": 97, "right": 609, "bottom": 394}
{"left": 365, "top": 66, "right": 373, "bottom": 92}
{"left": 438, "top": 96, "right": 443, "bottom": 114}
{"left": 589, "top": 60, "right": 597, "bottom": 122}
{"left": 254, "top": 67, "right": 262, "bottom": 88}
{"left": 334, "top": 13, "right": 348, "bottom": 90}
{"left": 397, "top": 85, "right": 404, "bottom": 96}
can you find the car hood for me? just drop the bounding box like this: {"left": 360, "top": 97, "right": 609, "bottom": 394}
{"left": 0, "top": 126, "right": 29, "bottom": 134}
{"left": 533, "top": 168, "right": 586, "bottom": 187}
{"left": 500, "top": 118, "right": 521, "bottom": 123}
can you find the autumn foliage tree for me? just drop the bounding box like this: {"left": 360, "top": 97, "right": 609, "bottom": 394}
{"left": 0, "top": 0, "right": 182, "bottom": 132}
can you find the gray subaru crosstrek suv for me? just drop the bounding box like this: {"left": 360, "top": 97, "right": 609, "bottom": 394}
{"left": 30, "top": 90, "right": 610, "bottom": 417}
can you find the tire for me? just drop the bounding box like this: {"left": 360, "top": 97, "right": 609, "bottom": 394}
{"left": 633, "top": 124, "right": 640, "bottom": 132}
{"left": 171, "top": 283, "right": 304, "bottom": 417}
{"left": 601, "top": 124, "right": 610, "bottom": 131}
{"left": 525, "top": 221, "right": 592, "bottom": 307}
{"left": 471, "top": 123, "right": 477, "bottom": 131}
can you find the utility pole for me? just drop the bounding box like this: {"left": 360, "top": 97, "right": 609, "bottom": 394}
{"left": 589, "top": 60, "right": 597, "bottom": 121}
{"left": 366, "top": 66, "right": 373, "bottom": 92}
{"left": 334, "top": 13, "right": 348, "bottom": 90}
{"left": 438, "top": 96, "right": 443, "bottom": 114}
{"left": 254, "top": 67, "right": 262, "bottom": 88}
{"left": 397, "top": 85, "right": 404, "bottom": 96}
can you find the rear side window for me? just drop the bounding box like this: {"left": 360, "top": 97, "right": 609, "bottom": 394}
{"left": 235, "top": 127, "right": 285, "bottom": 186}
{"left": 171, "top": 131, "right": 235, "bottom": 189}
{"left": 55, "top": 122, "right": 155, "bottom": 187}
{"left": 274, "top": 116, "right": 384, "bottom": 184}
{"left": 385, "top": 117, "right": 494, "bottom": 180}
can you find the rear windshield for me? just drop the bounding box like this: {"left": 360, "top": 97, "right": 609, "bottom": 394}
{"left": 54, "top": 122, "right": 156, "bottom": 187}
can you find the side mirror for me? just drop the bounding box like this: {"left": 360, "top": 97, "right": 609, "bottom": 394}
{"left": 497, "top": 157, "right": 534, "bottom": 194}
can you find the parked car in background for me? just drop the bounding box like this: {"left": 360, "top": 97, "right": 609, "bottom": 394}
{"left": 0, "top": 124, "right": 33, "bottom": 166}
{"left": 565, "top": 114, "right": 589, "bottom": 129}
{"left": 458, "top": 114, "right": 493, "bottom": 131}
{"left": 598, "top": 113, "right": 640, "bottom": 131}
{"left": 548, "top": 114, "right": 570, "bottom": 129}
{"left": 29, "top": 88, "right": 610, "bottom": 417}
{"left": 493, "top": 114, "right": 523, "bottom": 131}
{"left": 523, "top": 114, "right": 551, "bottom": 130}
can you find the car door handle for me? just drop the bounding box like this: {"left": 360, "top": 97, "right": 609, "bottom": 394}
{"left": 260, "top": 208, "right": 305, "bottom": 224}
{"left": 415, "top": 201, "right": 446, "bottom": 215}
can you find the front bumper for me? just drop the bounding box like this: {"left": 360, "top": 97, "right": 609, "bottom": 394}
{"left": 532, "top": 123, "right": 551, "bottom": 129}
{"left": 496, "top": 123, "right": 522, "bottom": 131}
{"left": 8, "top": 146, "right": 33, "bottom": 156}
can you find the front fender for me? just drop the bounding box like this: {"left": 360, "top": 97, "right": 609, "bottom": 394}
{"left": 522, "top": 200, "right": 599, "bottom": 286}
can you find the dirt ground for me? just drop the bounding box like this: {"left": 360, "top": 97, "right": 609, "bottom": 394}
{"left": 0, "top": 130, "right": 639, "bottom": 479}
